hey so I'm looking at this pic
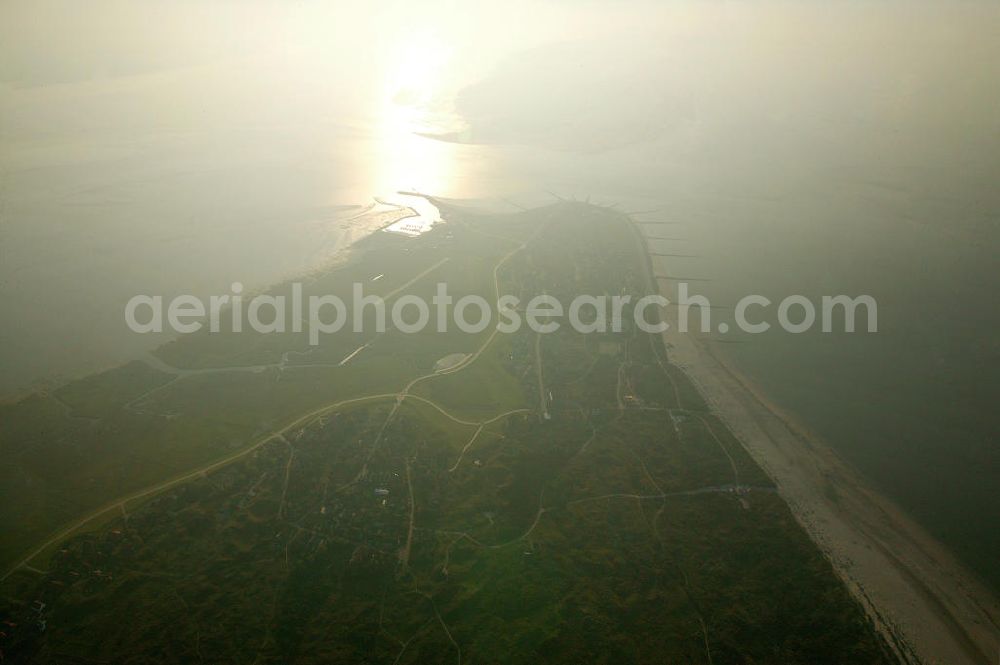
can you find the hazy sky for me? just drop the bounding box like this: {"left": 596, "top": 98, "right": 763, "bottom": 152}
{"left": 1, "top": 0, "right": 998, "bottom": 395}
{"left": 3, "top": 1, "right": 998, "bottom": 193}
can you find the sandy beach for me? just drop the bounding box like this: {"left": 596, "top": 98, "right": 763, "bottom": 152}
{"left": 649, "top": 250, "right": 1000, "bottom": 664}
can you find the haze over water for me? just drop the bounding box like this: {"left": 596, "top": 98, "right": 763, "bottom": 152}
{"left": 2, "top": 0, "right": 998, "bottom": 588}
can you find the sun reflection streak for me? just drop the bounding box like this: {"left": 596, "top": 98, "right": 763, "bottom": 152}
{"left": 373, "top": 32, "right": 458, "bottom": 199}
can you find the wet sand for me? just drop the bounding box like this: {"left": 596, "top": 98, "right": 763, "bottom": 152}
{"left": 649, "top": 262, "right": 1000, "bottom": 664}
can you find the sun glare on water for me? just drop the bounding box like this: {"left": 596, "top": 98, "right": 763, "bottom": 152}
{"left": 374, "top": 32, "right": 458, "bottom": 204}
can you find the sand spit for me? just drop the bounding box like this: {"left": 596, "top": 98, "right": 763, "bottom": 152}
{"left": 651, "top": 274, "right": 1000, "bottom": 663}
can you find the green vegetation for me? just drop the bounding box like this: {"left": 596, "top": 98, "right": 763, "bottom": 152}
{"left": 0, "top": 202, "right": 893, "bottom": 663}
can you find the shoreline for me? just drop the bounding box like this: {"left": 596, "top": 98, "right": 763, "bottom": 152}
{"left": 0, "top": 197, "right": 419, "bottom": 406}
{"left": 647, "top": 257, "right": 1000, "bottom": 664}
{"left": 6, "top": 198, "right": 996, "bottom": 663}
